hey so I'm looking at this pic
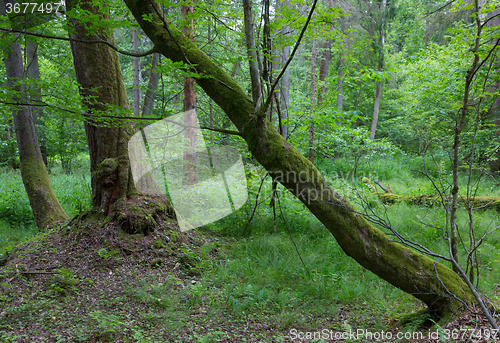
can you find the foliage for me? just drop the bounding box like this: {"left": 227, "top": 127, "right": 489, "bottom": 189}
{"left": 316, "top": 126, "right": 401, "bottom": 175}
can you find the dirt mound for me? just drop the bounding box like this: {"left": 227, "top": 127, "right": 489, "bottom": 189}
{"left": 0, "top": 199, "right": 221, "bottom": 342}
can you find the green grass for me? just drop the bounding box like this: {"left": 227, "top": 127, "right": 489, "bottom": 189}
{"left": 0, "top": 153, "right": 499, "bottom": 340}
{"left": 0, "top": 160, "right": 91, "bottom": 252}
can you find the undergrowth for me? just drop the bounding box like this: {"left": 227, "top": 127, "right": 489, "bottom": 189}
{"left": 0, "top": 154, "right": 498, "bottom": 341}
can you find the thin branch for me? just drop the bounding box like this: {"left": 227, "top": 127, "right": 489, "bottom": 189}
{"left": 426, "top": 0, "right": 458, "bottom": 17}
{"left": 241, "top": 172, "right": 269, "bottom": 236}
{"left": 0, "top": 100, "right": 242, "bottom": 136}
{"left": 0, "top": 27, "right": 157, "bottom": 57}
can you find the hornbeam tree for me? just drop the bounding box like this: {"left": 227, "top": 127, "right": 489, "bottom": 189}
{"left": 65, "top": 0, "right": 173, "bottom": 228}
{"left": 122, "top": 0, "right": 482, "bottom": 321}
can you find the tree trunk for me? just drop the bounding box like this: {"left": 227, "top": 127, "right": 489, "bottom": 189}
{"left": 278, "top": 0, "right": 291, "bottom": 139}
{"left": 370, "top": 80, "right": 382, "bottom": 139}
{"left": 369, "top": 0, "right": 387, "bottom": 140}
{"left": 125, "top": 0, "right": 477, "bottom": 320}
{"left": 309, "top": 38, "right": 316, "bottom": 163}
{"left": 67, "top": 0, "right": 136, "bottom": 214}
{"left": 182, "top": 1, "right": 198, "bottom": 186}
{"left": 318, "top": 39, "right": 331, "bottom": 108}
{"left": 132, "top": 26, "right": 141, "bottom": 117}
{"left": 337, "top": 20, "right": 346, "bottom": 110}
{"left": 141, "top": 52, "right": 160, "bottom": 118}
{"left": 26, "top": 39, "right": 48, "bottom": 166}
{"left": 3, "top": 39, "right": 67, "bottom": 228}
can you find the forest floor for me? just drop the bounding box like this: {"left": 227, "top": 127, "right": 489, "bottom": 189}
{"left": 0, "top": 213, "right": 498, "bottom": 343}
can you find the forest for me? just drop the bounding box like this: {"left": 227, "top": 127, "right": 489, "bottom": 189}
{"left": 0, "top": 0, "right": 500, "bottom": 341}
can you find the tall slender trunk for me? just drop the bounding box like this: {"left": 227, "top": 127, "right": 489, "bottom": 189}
{"left": 3, "top": 39, "right": 67, "bottom": 228}
{"left": 425, "top": 0, "right": 430, "bottom": 52}
{"left": 132, "top": 26, "right": 141, "bottom": 117}
{"left": 337, "top": 20, "right": 346, "bottom": 110}
{"left": 369, "top": 0, "right": 387, "bottom": 140}
{"left": 182, "top": 1, "right": 197, "bottom": 186}
{"left": 26, "top": 40, "right": 47, "bottom": 166}
{"left": 279, "top": 0, "right": 291, "bottom": 139}
{"left": 319, "top": 1, "right": 335, "bottom": 110}
{"left": 207, "top": 23, "right": 215, "bottom": 146}
{"left": 141, "top": 53, "right": 160, "bottom": 118}
{"left": 309, "top": 38, "right": 316, "bottom": 163}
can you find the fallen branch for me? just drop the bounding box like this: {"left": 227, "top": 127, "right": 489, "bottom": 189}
{"left": 363, "top": 178, "right": 500, "bottom": 211}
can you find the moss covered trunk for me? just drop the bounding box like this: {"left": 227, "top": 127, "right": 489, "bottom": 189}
{"left": 124, "top": 0, "right": 476, "bottom": 319}
{"left": 3, "top": 39, "right": 68, "bottom": 228}
{"left": 66, "top": 0, "right": 136, "bottom": 214}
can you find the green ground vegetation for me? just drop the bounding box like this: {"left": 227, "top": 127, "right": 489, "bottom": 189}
{"left": 0, "top": 154, "right": 498, "bottom": 342}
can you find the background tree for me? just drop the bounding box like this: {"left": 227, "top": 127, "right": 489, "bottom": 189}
{"left": 1, "top": 34, "right": 67, "bottom": 228}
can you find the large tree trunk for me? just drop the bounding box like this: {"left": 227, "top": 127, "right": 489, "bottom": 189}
{"left": 67, "top": 0, "right": 136, "bottom": 214}
{"left": 66, "top": 0, "right": 174, "bottom": 234}
{"left": 3, "top": 39, "right": 67, "bottom": 228}
{"left": 124, "top": 0, "right": 476, "bottom": 320}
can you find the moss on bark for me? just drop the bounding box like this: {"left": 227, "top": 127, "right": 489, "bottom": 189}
{"left": 20, "top": 152, "right": 68, "bottom": 228}
{"left": 68, "top": 0, "right": 137, "bottom": 214}
{"left": 4, "top": 39, "right": 68, "bottom": 229}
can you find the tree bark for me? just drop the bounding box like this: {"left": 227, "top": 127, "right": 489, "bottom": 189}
{"left": 26, "top": 39, "right": 47, "bottom": 166}
{"left": 67, "top": 0, "right": 136, "bottom": 214}
{"left": 369, "top": 0, "right": 387, "bottom": 140}
{"left": 124, "top": 0, "right": 476, "bottom": 320}
{"left": 3, "top": 39, "right": 67, "bottom": 228}
{"left": 278, "top": 0, "right": 290, "bottom": 139}
{"left": 132, "top": 26, "right": 141, "bottom": 117}
{"left": 182, "top": 1, "right": 198, "bottom": 186}
{"left": 141, "top": 53, "right": 160, "bottom": 118}
{"left": 309, "top": 38, "right": 316, "bottom": 163}
{"left": 318, "top": 39, "right": 331, "bottom": 108}
{"left": 337, "top": 19, "right": 346, "bottom": 110}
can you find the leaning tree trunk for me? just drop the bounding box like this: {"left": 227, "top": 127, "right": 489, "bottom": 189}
{"left": 3, "top": 39, "right": 68, "bottom": 228}
{"left": 124, "top": 0, "right": 476, "bottom": 320}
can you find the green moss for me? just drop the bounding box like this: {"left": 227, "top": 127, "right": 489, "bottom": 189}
{"left": 20, "top": 153, "right": 68, "bottom": 228}
{"left": 154, "top": 239, "right": 166, "bottom": 249}
{"left": 150, "top": 258, "right": 163, "bottom": 268}
{"left": 169, "top": 230, "right": 180, "bottom": 243}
